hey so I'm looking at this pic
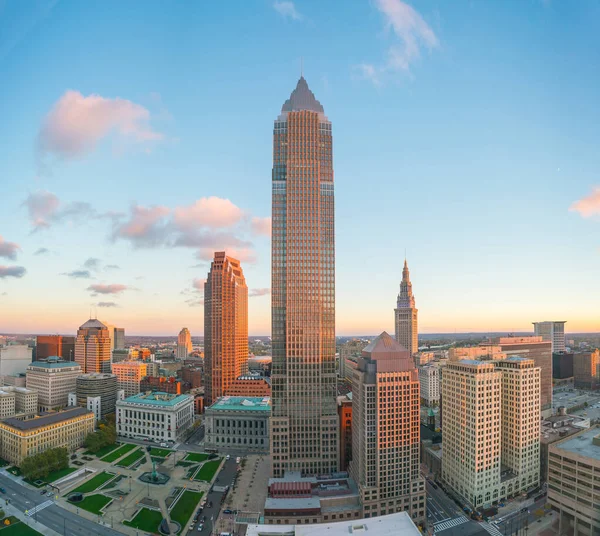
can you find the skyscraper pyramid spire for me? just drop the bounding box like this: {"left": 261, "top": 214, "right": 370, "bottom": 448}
{"left": 395, "top": 259, "right": 418, "bottom": 355}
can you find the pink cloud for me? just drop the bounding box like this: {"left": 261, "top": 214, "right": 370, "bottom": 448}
{"left": 38, "top": 90, "right": 163, "bottom": 159}
{"left": 249, "top": 288, "right": 270, "bottom": 297}
{"left": 22, "top": 190, "right": 60, "bottom": 229}
{"left": 0, "top": 266, "right": 26, "bottom": 278}
{"left": 570, "top": 187, "right": 600, "bottom": 218}
{"left": 87, "top": 283, "right": 128, "bottom": 295}
{"left": 251, "top": 216, "right": 271, "bottom": 236}
{"left": 196, "top": 247, "right": 257, "bottom": 264}
{"left": 0, "top": 236, "right": 21, "bottom": 260}
{"left": 173, "top": 197, "right": 244, "bottom": 229}
{"left": 112, "top": 205, "right": 171, "bottom": 247}
{"left": 192, "top": 278, "right": 206, "bottom": 291}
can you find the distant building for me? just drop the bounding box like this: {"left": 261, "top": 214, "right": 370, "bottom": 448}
{"left": 553, "top": 352, "right": 574, "bottom": 379}
{"left": 76, "top": 373, "right": 118, "bottom": 419}
{"left": 573, "top": 350, "right": 600, "bottom": 390}
{"left": 114, "top": 328, "right": 125, "bottom": 350}
{"left": 339, "top": 339, "right": 368, "bottom": 379}
{"left": 26, "top": 357, "right": 81, "bottom": 412}
{"left": 247, "top": 511, "right": 421, "bottom": 536}
{"left": 448, "top": 344, "right": 505, "bottom": 362}
{"left": 349, "top": 332, "right": 425, "bottom": 522}
{"left": 498, "top": 336, "right": 552, "bottom": 416}
{"left": 533, "top": 321, "right": 567, "bottom": 353}
{"left": 36, "top": 335, "right": 75, "bottom": 361}
{"left": 442, "top": 358, "right": 540, "bottom": 509}
{"left": 414, "top": 352, "right": 434, "bottom": 366}
{"left": 111, "top": 361, "right": 148, "bottom": 397}
{"left": 204, "top": 252, "right": 248, "bottom": 406}
{"left": 75, "top": 319, "right": 112, "bottom": 374}
{"left": 180, "top": 366, "right": 202, "bottom": 389}
{"left": 337, "top": 394, "right": 352, "bottom": 472}
{"left": 394, "top": 260, "right": 418, "bottom": 355}
{"left": 0, "top": 345, "right": 32, "bottom": 376}
{"left": 0, "top": 386, "right": 37, "bottom": 419}
{"left": 116, "top": 392, "right": 194, "bottom": 442}
{"left": 418, "top": 364, "right": 440, "bottom": 407}
{"left": 176, "top": 328, "right": 192, "bottom": 359}
{"left": 226, "top": 376, "right": 271, "bottom": 397}
{"left": 0, "top": 407, "right": 95, "bottom": 465}
{"left": 140, "top": 376, "right": 187, "bottom": 394}
{"left": 547, "top": 426, "right": 600, "bottom": 536}
{"left": 204, "top": 396, "right": 271, "bottom": 453}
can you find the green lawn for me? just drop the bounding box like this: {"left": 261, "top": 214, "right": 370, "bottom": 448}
{"left": 184, "top": 452, "right": 210, "bottom": 463}
{"left": 0, "top": 520, "right": 42, "bottom": 535}
{"left": 115, "top": 448, "right": 145, "bottom": 468}
{"left": 85, "top": 443, "right": 119, "bottom": 458}
{"left": 5, "top": 467, "right": 21, "bottom": 477}
{"left": 69, "top": 494, "right": 112, "bottom": 515}
{"left": 169, "top": 490, "right": 203, "bottom": 532}
{"left": 46, "top": 466, "right": 77, "bottom": 483}
{"left": 151, "top": 456, "right": 166, "bottom": 464}
{"left": 100, "top": 443, "right": 136, "bottom": 463}
{"left": 71, "top": 471, "right": 115, "bottom": 493}
{"left": 149, "top": 447, "right": 172, "bottom": 457}
{"left": 176, "top": 460, "right": 195, "bottom": 467}
{"left": 193, "top": 460, "right": 221, "bottom": 482}
{"left": 123, "top": 507, "right": 164, "bottom": 533}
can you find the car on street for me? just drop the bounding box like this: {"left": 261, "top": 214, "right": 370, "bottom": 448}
{"left": 223, "top": 509, "right": 233, "bottom": 514}
{"left": 236, "top": 457, "right": 241, "bottom": 463}
{"left": 197, "top": 524, "right": 203, "bottom": 531}
{"left": 40, "top": 489, "right": 46, "bottom": 494}
{"left": 226, "top": 454, "right": 230, "bottom": 460}
{"left": 189, "top": 524, "right": 194, "bottom": 530}
{"left": 0, "top": 488, "right": 5, "bottom": 494}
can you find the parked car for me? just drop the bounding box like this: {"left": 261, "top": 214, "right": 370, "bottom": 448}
{"left": 0, "top": 488, "right": 5, "bottom": 494}
{"left": 197, "top": 524, "right": 203, "bottom": 531}
{"left": 40, "top": 489, "right": 46, "bottom": 494}
{"left": 223, "top": 509, "right": 233, "bottom": 514}
{"left": 236, "top": 457, "right": 241, "bottom": 463}
{"left": 226, "top": 455, "right": 231, "bottom": 460}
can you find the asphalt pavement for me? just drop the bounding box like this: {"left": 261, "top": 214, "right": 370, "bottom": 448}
{"left": 0, "top": 472, "right": 124, "bottom": 535}
{"left": 187, "top": 457, "right": 239, "bottom": 536}
{"left": 426, "top": 480, "right": 464, "bottom": 524}
{"left": 492, "top": 497, "right": 550, "bottom": 536}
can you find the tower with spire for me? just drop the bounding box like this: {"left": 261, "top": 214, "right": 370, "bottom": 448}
{"left": 394, "top": 259, "right": 418, "bottom": 355}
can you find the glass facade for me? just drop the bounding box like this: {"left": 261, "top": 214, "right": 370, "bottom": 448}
{"left": 271, "top": 77, "right": 338, "bottom": 477}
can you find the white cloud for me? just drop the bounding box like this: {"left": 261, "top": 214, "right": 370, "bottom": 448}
{"left": 358, "top": 0, "right": 438, "bottom": 84}
{"left": 273, "top": 1, "right": 302, "bottom": 20}
{"left": 0, "top": 266, "right": 26, "bottom": 279}
{"left": 251, "top": 216, "right": 271, "bottom": 236}
{"left": 37, "top": 90, "right": 163, "bottom": 161}
{"left": 173, "top": 197, "right": 244, "bottom": 229}
{"left": 87, "top": 283, "right": 129, "bottom": 295}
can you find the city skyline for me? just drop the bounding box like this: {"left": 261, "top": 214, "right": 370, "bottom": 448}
{"left": 1, "top": 0, "right": 600, "bottom": 336}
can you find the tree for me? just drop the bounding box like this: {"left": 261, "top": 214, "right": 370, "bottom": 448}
{"left": 20, "top": 447, "right": 68, "bottom": 480}
{"left": 84, "top": 423, "right": 117, "bottom": 453}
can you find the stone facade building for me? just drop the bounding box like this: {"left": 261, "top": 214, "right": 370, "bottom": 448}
{"left": 394, "top": 260, "right": 418, "bottom": 356}
{"left": 26, "top": 358, "right": 81, "bottom": 412}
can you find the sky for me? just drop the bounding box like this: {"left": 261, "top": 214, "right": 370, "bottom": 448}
{"left": 1, "top": 0, "right": 599, "bottom": 336}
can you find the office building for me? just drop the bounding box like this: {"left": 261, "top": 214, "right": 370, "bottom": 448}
{"left": 111, "top": 361, "right": 148, "bottom": 397}
{"left": 349, "top": 332, "right": 425, "bottom": 522}
{"left": 394, "top": 260, "right": 418, "bottom": 355}
{"left": 114, "top": 328, "right": 125, "bottom": 350}
{"left": 0, "top": 387, "right": 37, "bottom": 419}
{"left": 0, "top": 345, "right": 32, "bottom": 376}
{"left": 248, "top": 511, "right": 421, "bottom": 536}
{"left": 204, "top": 396, "right": 271, "bottom": 453}
{"left": 548, "top": 426, "right": 600, "bottom": 536}
{"left": 1, "top": 374, "right": 26, "bottom": 387}
{"left": 75, "top": 319, "right": 112, "bottom": 373}
{"left": 414, "top": 352, "right": 435, "bottom": 366}
{"left": 337, "top": 393, "right": 352, "bottom": 472}
{"left": 339, "top": 339, "right": 368, "bottom": 379}
{"left": 36, "top": 335, "right": 76, "bottom": 361}
{"left": 573, "top": 350, "right": 600, "bottom": 390}
{"left": 26, "top": 358, "right": 81, "bottom": 412}
{"left": 553, "top": 352, "right": 574, "bottom": 379}
{"left": 177, "top": 327, "right": 192, "bottom": 359}
{"left": 140, "top": 376, "right": 187, "bottom": 394}
{"left": 116, "top": 391, "right": 194, "bottom": 442}
{"left": 0, "top": 407, "right": 95, "bottom": 465}
{"left": 418, "top": 364, "right": 440, "bottom": 407}
{"left": 533, "top": 321, "right": 567, "bottom": 353}
{"left": 271, "top": 77, "right": 338, "bottom": 478}
{"left": 180, "top": 366, "right": 202, "bottom": 389}
{"left": 226, "top": 376, "right": 271, "bottom": 397}
{"left": 76, "top": 373, "right": 118, "bottom": 418}
{"left": 204, "top": 252, "right": 248, "bottom": 406}
{"left": 448, "top": 345, "right": 506, "bottom": 362}
{"left": 498, "top": 336, "right": 552, "bottom": 416}
{"left": 442, "top": 358, "right": 540, "bottom": 509}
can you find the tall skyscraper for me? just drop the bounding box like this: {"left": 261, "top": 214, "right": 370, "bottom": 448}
{"left": 395, "top": 260, "right": 418, "bottom": 355}
{"left": 177, "top": 327, "right": 192, "bottom": 359}
{"left": 270, "top": 77, "right": 338, "bottom": 478}
{"left": 349, "top": 332, "right": 425, "bottom": 521}
{"left": 533, "top": 321, "right": 567, "bottom": 353}
{"left": 114, "top": 328, "right": 125, "bottom": 350}
{"left": 204, "top": 252, "right": 248, "bottom": 407}
{"left": 75, "top": 319, "right": 112, "bottom": 373}
{"left": 442, "top": 358, "right": 540, "bottom": 509}
{"left": 36, "top": 335, "right": 76, "bottom": 361}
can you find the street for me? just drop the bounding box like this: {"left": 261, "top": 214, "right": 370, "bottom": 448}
{"left": 493, "top": 497, "right": 550, "bottom": 536}
{"left": 188, "top": 457, "right": 238, "bottom": 536}
{"left": 0, "top": 472, "right": 124, "bottom": 535}
{"left": 427, "top": 479, "right": 464, "bottom": 523}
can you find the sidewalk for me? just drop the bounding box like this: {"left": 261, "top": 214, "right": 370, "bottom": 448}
{"left": 3, "top": 501, "right": 61, "bottom": 536}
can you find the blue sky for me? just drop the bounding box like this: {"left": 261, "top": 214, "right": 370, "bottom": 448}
{"left": 1, "top": 0, "right": 599, "bottom": 336}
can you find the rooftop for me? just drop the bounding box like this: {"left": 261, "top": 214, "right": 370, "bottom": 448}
{"left": 79, "top": 319, "right": 107, "bottom": 330}
{"left": 209, "top": 396, "right": 271, "bottom": 412}
{"left": 1, "top": 407, "right": 92, "bottom": 430}
{"left": 28, "top": 360, "right": 81, "bottom": 369}
{"left": 551, "top": 426, "right": 600, "bottom": 461}
{"left": 120, "top": 391, "right": 192, "bottom": 406}
{"left": 280, "top": 77, "right": 324, "bottom": 115}
{"left": 247, "top": 511, "right": 420, "bottom": 536}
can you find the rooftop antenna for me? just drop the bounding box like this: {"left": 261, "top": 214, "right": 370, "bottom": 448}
{"left": 301, "top": 57, "right": 303, "bottom": 78}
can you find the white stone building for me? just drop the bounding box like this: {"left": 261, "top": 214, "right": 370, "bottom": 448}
{"left": 26, "top": 358, "right": 81, "bottom": 412}
{"left": 418, "top": 364, "right": 440, "bottom": 406}
{"left": 0, "top": 345, "right": 32, "bottom": 376}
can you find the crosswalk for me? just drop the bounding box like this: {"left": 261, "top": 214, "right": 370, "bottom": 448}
{"left": 26, "top": 499, "right": 53, "bottom": 517}
{"left": 479, "top": 522, "right": 503, "bottom": 536}
{"left": 434, "top": 516, "right": 468, "bottom": 533}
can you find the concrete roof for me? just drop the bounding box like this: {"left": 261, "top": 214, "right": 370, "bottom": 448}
{"left": 551, "top": 426, "right": 600, "bottom": 461}
{"left": 1, "top": 407, "right": 92, "bottom": 430}
{"left": 79, "top": 319, "right": 107, "bottom": 329}
{"left": 247, "top": 511, "right": 420, "bottom": 536}
{"left": 29, "top": 360, "right": 80, "bottom": 369}
{"left": 209, "top": 396, "right": 271, "bottom": 412}
{"left": 120, "top": 392, "right": 192, "bottom": 406}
